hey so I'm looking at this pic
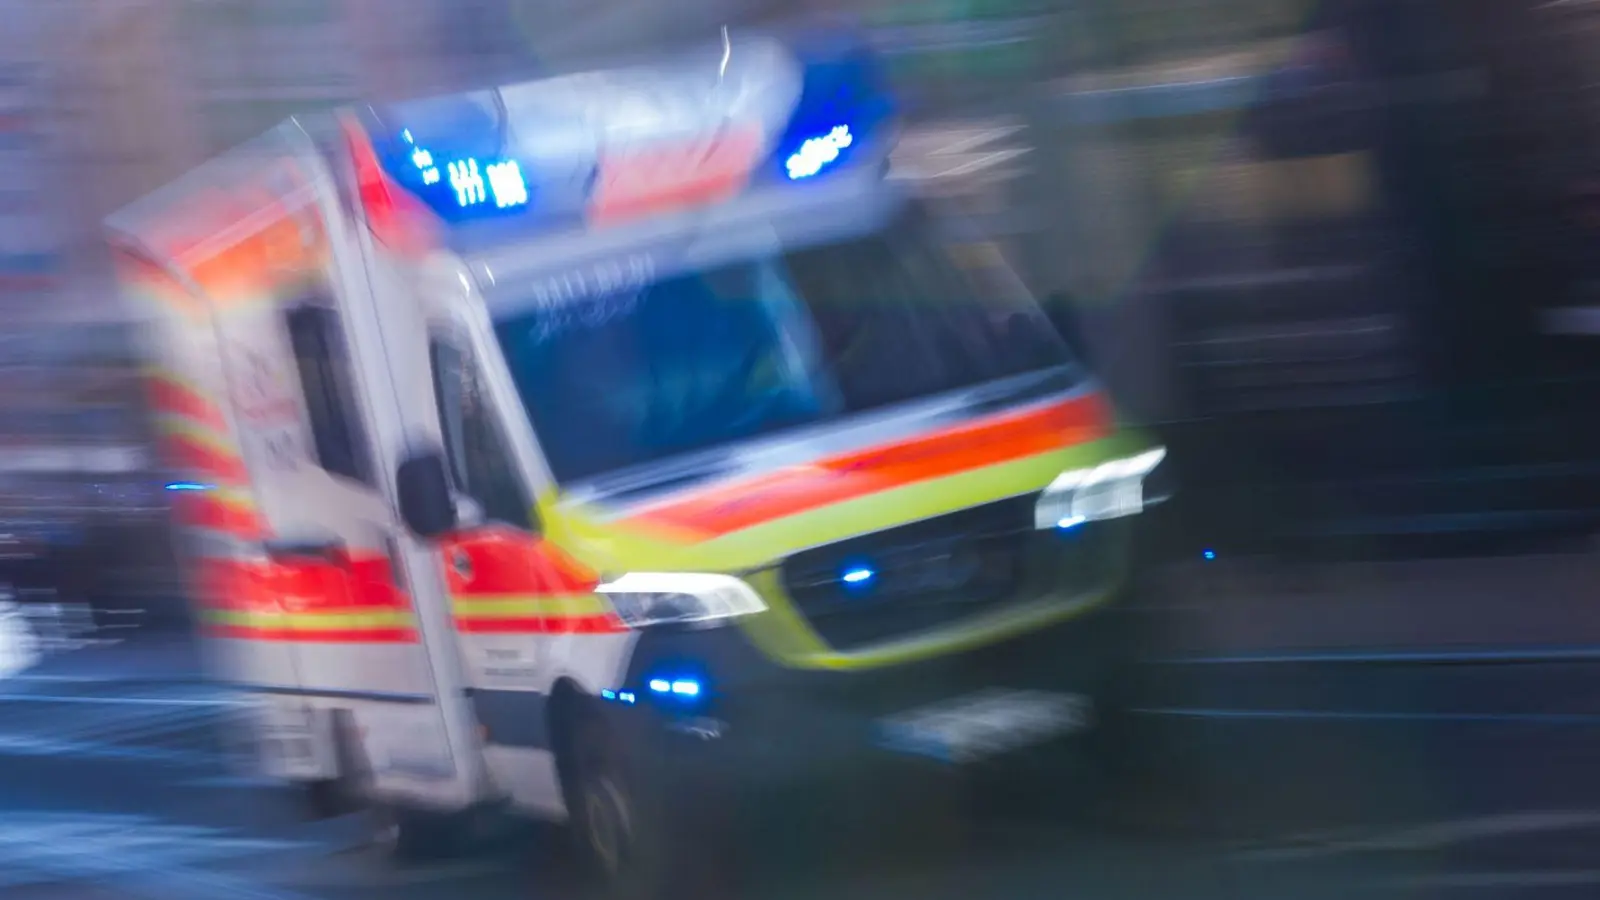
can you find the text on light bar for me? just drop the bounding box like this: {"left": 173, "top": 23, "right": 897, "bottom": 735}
{"left": 402, "top": 129, "right": 528, "bottom": 211}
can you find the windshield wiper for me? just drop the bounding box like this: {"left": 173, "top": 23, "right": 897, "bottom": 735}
{"left": 580, "top": 448, "right": 741, "bottom": 505}
{"left": 964, "top": 367, "right": 1083, "bottom": 416}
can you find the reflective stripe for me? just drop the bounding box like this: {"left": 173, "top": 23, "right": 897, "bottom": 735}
{"left": 148, "top": 382, "right": 263, "bottom": 538}
{"left": 157, "top": 431, "right": 251, "bottom": 484}
{"left": 170, "top": 489, "right": 265, "bottom": 539}
{"left": 203, "top": 624, "right": 418, "bottom": 643}
{"left": 167, "top": 169, "right": 330, "bottom": 302}
{"left": 440, "top": 527, "right": 598, "bottom": 594}
{"left": 193, "top": 553, "right": 420, "bottom": 644}
{"left": 454, "top": 614, "right": 622, "bottom": 635}
{"left": 452, "top": 594, "right": 611, "bottom": 618}
{"left": 145, "top": 366, "right": 264, "bottom": 534}
{"left": 201, "top": 608, "right": 415, "bottom": 629}
{"left": 147, "top": 373, "right": 228, "bottom": 431}
{"left": 441, "top": 527, "right": 623, "bottom": 634}
{"left": 627, "top": 391, "right": 1113, "bottom": 538}
{"left": 452, "top": 593, "right": 623, "bottom": 634}
{"left": 115, "top": 255, "right": 206, "bottom": 318}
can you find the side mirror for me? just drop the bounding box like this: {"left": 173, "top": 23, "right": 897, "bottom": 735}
{"left": 396, "top": 450, "right": 457, "bottom": 539}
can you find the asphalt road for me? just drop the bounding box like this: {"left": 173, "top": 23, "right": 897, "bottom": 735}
{"left": 11, "top": 549, "right": 1600, "bottom": 900}
{"left": 0, "top": 735, "right": 1416, "bottom": 900}
{"left": 9, "top": 629, "right": 1600, "bottom": 900}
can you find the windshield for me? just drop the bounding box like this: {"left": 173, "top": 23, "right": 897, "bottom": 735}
{"left": 493, "top": 213, "right": 1080, "bottom": 483}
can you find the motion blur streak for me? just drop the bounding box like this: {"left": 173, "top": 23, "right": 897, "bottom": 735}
{"left": 3, "top": 0, "right": 1600, "bottom": 899}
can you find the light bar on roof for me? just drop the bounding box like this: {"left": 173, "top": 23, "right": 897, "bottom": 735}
{"left": 362, "top": 33, "right": 895, "bottom": 228}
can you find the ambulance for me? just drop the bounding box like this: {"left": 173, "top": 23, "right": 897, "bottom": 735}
{"left": 109, "top": 30, "right": 1168, "bottom": 893}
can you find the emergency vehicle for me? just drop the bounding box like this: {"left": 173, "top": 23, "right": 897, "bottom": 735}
{"left": 109, "top": 31, "right": 1168, "bottom": 894}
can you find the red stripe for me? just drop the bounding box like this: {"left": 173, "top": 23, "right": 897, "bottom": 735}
{"left": 344, "top": 117, "right": 441, "bottom": 257}
{"left": 541, "top": 544, "right": 603, "bottom": 592}
{"left": 114, "top": 252, "right": 206, "bottom": 316}
{"left": 171, "top": 494, "right": 265, "bottom": 539}
{"left": 453, "top": 614, "right": 625, "bottom": 635}
{"left": 631, "top": 392, "right": 1112, "bottom": 538}
{"left": 440, "top": 528, "right": 600, "bottom": 596}
{"left": 148, "top": 376, "right": 228, "bottom": 431}
{"left": 335, "top": 556, "right": 410, "bottom": 612}
{"left": 194, "top": 555, "right": 412, "bottom": 616}
{"left": 201, "top": 624, "right": 419, "bottom": 643}
{"left": 160, "top": 434, "right": 250, "bottom": 484}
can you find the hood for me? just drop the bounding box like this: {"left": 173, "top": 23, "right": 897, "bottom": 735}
{"left": 537, "top": 390, "right": 1146, "bottom": 577}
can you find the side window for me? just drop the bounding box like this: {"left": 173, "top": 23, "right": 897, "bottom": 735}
{"left": 285, "top": 304, "right": 371, "bottom": 484}
{"left": 430, "top": 338, "right": 533, "bottom": 530}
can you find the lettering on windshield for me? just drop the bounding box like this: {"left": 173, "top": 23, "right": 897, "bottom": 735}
{"left": 525, "top": 253, "right": 656, "bottom": 342}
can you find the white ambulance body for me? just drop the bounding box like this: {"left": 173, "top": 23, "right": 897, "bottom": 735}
{"left": 108, "top": 29, "right": 1160, "bottom": 882}
{"left": 108, "top": 31, "right": 913, "bottom": 827}
{"left": 110, "top": 121, "right": 491, "bottom": 813}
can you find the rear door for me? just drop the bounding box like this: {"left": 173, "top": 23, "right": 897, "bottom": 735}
{"left": 111, "top": 127, "right": 483, "bottom": 801}
{"left": 256, "top": 121, "right": 486, "bottom": 808}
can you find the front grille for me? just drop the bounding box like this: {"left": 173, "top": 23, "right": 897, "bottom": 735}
{"left": 780, "top": 493, "right": 1122, "bottom": 651}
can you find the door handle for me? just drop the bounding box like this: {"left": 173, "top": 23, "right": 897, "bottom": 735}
{"left": 449, "top": 547, "right": 474, "bottom": 582}
{"left": 264, "top": 538, "right": 346, "bottom": 563}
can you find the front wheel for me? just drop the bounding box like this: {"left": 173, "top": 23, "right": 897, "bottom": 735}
{"left": 957, "top": 606, "right": 1157, "bottom": 823}
{"left": 561, "top": 707, "right": 679, "bottom": 900}
{"left": 1081, "top": 609, "right": 1213, "bottom": 837}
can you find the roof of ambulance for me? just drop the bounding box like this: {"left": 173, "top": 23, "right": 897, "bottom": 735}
{"left": 105, "top": 29, "right": 901, "bottom": 299}
{"left": 352, "top": 30, "right": 903, "bottom": 289}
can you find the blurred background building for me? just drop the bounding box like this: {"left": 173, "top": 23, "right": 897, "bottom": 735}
{"left": 0, "top": 0, "right": 1597, "bottom": 623}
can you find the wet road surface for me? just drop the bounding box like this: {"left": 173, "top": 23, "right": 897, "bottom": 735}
{"left": 9, "top": 628, "right": 1600, "bottom": 899}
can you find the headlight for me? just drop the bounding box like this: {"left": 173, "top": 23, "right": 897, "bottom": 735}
{"left": 1034, "top": 447, "right": 1167, "bottom": 530}
{"left": 594, "top": 572, "right": 768, "bottom": 629}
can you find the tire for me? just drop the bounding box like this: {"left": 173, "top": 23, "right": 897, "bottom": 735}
{"left": 963, "top": 626, "right": 1132, "bottom": 823}
{"left": 314, "top": 708, "right": 481, "bottom": 863}
{"left": 371, "top": 804, "right": 470, "bottom": 863}
{"left": 303, "top": 777, "right": 358, "bottom": 821}
{"left": 1082, "top": 607, "right": 1211, "bottom": 836}
{"left": 559, "top": 704, "right": 679, "bottom": 900}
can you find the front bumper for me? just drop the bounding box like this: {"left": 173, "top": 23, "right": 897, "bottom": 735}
{"left": 598, "top": 597, "right": 1137, "bottom": 805}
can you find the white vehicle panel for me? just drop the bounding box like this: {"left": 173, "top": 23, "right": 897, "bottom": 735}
{"left": 482, "top": 744, "right": 566, "bottom": 818}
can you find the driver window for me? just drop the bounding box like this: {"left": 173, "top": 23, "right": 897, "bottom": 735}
{"left": 429, "top": 338, "right": 533, "bottom": 530}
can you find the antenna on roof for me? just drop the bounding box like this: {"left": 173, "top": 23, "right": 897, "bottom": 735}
{"left": 719, "top": 25, "right": 731, "bottom": 80}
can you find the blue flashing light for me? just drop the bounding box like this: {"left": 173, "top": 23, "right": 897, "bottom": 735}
{"left": 774, "top": 41, "right": 895, "bottom": 183}
{"left": 1203, "top": 549, "right": 1217, "bottom": 561}
{"left": 647, "top": 675, "right": 702, "bottom": 699}
{"left": 602, "top": 688, "right": 638, "bottom": 705}
{"left": 397, "top": 127, "right": 528, "bottom": 214}
{"left": 841, "top": 565, "right": 875, "bottom": 585}
{"left": 1057, "top": 515, "right": 1087, "bottom": 530}
{"left": 486, "top": 160, "right": 529, "bottom": 208}
{"left": 600, "top": 689, "right": 616, "bottom": 700}
{"left": 785, "top": 125, "right": 854, "bottom": 180}
{"left": 164, "top": 481, "right": 211, "bottom": 492}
